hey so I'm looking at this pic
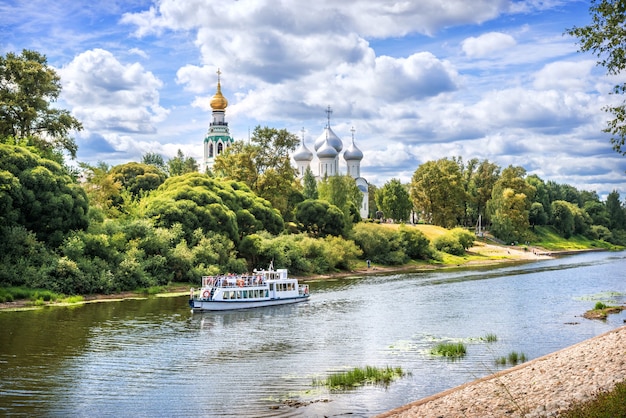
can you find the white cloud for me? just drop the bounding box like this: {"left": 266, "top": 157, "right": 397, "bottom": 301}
{"left": 60, "top": 49, "right": 168, "bottom": 133}
{"left": 462, "top": 32, "right": 517, "bottom": 58}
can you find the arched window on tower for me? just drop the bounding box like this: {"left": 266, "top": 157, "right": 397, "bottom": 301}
{"left": 217, "top": 142, "right": 224, "bottom": 155}
{"left": 208, "top": 143, "right": 214, "bottom": 158}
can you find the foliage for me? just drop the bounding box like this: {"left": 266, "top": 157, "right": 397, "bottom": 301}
{"left": 397, "top": 224, "right": 434, "bottom": 260}
{"left": 238, "top": 232, "right": 361, "bottom": 274}
{"left": 0, "top": 49, "right": 82, "bottom": 158}
{"left": 432, "top": 228, "right": 475, "bottom": 256}
{"left": 213, "top": 126, "right": 300, "bottom": 218}
{"left": 318, "top": 174, "right": 363, "bottom": 227}
{"left": 141, "top": 152, "right": 168, "bottom": 173}
{"left": 301, "top": 166, "right": 318, "bottom": 200}
{"left": 430, "top": 342, "right": 467, "bottom": 358}
{"left": 375, "top": 178, "right": 412, "bottom": 222}
{"left": 410, "top": 158, "right": 466, "bottom": 227}
{"left": 0, "top": 144, "right": 89, "bottom": 245}
{"left": 143, "top": 173, "right": 283, "bottom": 243}
{"left": 560, "top": 380, "right": 626, "bottom": 418}
{"left": 487, "top": 166, "right": 535, "bottom": 243}
{"left": 110, "top": 162, "right": 166, "bottom": 198}
{"left": 566, "top": 0, "right": 626, "bottom": 155}
{"left": 495, "top": 351, "right": 528, "bottom": 365}
{"left": 167, "top": 149, "right": 198, "bottom": 176}
{"left": 551, "top": 200, "right": 576, "bottom": 238}
{"left": 294, "top": 199, "right": 346, "bottom": 237}
{"left": 313, "top": 366, "right": 406, "bottom": 390}
{"left": 351, "top": 223, "right": 434, "bottom": 264}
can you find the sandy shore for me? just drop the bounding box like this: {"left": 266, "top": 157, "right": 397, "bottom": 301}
{"left": 376, "top": 325, "right": 626, "bottom": 418}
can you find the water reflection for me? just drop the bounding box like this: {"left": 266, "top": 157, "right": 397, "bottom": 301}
{"left": 0, "top": 251, "right": 625, "bottom": 417}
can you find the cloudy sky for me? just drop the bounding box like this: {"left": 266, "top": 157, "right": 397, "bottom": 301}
{"left": 2, "top": 0, "right": 626, "bottom": 198}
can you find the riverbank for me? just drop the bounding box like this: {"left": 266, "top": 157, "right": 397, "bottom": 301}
{"left": 376, "top": 325, "right": 626, "bottom": 418}
{"left": 0, "top": 242, "right": 589, "bottom": 311}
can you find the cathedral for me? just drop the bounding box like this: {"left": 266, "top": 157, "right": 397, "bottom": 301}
{"left": 202, "top": 72, "right": 369, "bottom": 218}
{"left": 292, "top": 106, "right": 369, "bottom": 219}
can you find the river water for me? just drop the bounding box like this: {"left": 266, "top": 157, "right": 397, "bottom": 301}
{"left": 1, "top": 251, "right": 625, "bottom": 417}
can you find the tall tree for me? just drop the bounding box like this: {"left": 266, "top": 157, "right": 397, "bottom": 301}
{"left": 318, "top": 174, "right": 363, "bottom": 226}
{"left": 487, "top": 166, "right": 535, "bottom": 242}
{"left": 142, "top": 152, "right": 168, "bottom": 174}
{"left": 302, "top": 166, "right": 318, "bottom": 200}
{"left": 213, "top": 126, "right": 299, "bottom": 219}
{"left": 375, "top": 178, "right": 412, "bottom": 222}
{"left": 168, "top": 149, "right": 198, "bottom": 176}
{"left": 606, "top": 190, "right": 626, "bottom": 230}
{"left": 566, "top": 0, "right": 626, "bottom": 155}
{"left": 468, "top": 159, "right": 500, "bottom": 226}
{"left": 410, "top": 158, "right": 465, "bottom": 228}
{"left": 0, "top": 50, "right": 82, "bottom": 159}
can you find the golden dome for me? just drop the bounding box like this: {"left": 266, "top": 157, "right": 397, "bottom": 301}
{"left": 210, "top": 69, "right": 228, "bottom": 110}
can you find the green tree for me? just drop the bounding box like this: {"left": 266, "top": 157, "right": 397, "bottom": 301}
{"left": 318, "top": 174, "right": 363, "bottom": 226}
{"left": 142, "top": 152, "right": 168, "bottom": 174}
{"left": 376, "top": 178, "right": 412, "bottom": 222}
{"left": 0, "top": 144, "right": 89, "bottom": 245}
{"left": 0, "top": 50, "right": 82, "bottom": 159}
{"left": 551, "top": 200, "right": 576, "bottom": 238}
{"left": 144, "top": 173, "right": 283, "bottom": 243}
{"left": 110, "top": 162, "right": 166, "bottom": 198}
{"left": 79, "top": 161, "right": 122, "bottom": 216}
{"left": 410, "top": 158, "right": 465, "bottom": 227}
{"left": 567, "top": 0, "right": 626, "bottom": 155}
{"left": 294, "top": 199, "right": 346, "bottom": 237}
{"left": 606, "top": 190, "right": 626, "bottom": 230}
{"left": 302, "top": 166, "right": 318, "bottom": 200}
{"left": 214, "top": 126, "right": 299, "bottom": 218}
{"left": 167, "top": 149, "right": 198, "bottom": 176}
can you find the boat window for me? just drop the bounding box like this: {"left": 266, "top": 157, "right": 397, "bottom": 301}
{"left": 269, "top": 283, "right": 274, "bottom": 291}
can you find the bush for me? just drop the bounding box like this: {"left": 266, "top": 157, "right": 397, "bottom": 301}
{"left": 433, "top": 234, "right": 465, "bottom": 255}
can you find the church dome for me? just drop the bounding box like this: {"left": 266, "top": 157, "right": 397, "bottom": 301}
{"left": 344, "top": 139, "right": 363, "bottom": 161}
{"left": 316, "top": 139, "right": 338, "bottom": 159}
{"left": 293, "top": 142, "right": 314, "bottom": 162}
{"left": 314, "top": 126, "right": 343, "bottom": 153}
{"left": 210, "top": 70, "right": 228, "bottom": 111}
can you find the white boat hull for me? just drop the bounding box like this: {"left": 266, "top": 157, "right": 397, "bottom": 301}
{"left": 189, "top": 295, "right": 309, "bottom": 311}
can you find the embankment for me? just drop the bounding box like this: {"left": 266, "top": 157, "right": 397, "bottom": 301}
{"left": 376, "top": 326, "right": 626, "bottom": 418}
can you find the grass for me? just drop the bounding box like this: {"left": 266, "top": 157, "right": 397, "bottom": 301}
{"left": 0, "top": 287, "right": 63, "bottom": 304}
{"left": 313, "top": 366, "right": 407, "bottom": 390}
{"left": 560, "top": 380, "right": 626, "bottom": 418}
{"left": 431, "top": 342, "right": 467, "bottom": 358}
{"left": 496, "top": 351, "right": 527, "bottom": 366}
{"left": 531, "top": 226, "right": 619, "bottom": 251}
{"left": 484, "top": 333, "right": 498, "bottom": 342}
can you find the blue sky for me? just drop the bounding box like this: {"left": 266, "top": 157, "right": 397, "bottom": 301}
{"left": 2, "top": 0, "right": 626, "bottom": 199}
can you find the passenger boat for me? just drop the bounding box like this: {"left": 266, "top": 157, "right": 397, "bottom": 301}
{"left": 189, "top": 265, "right": 310, "bottom": 312}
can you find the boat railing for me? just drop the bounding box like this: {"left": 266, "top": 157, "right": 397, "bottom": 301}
{"left": 201, "top": 275, "right": 266, "bottom": 288}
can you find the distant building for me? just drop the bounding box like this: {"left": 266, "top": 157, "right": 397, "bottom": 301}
{"left": 202, "top": 69, "right": 233, "bottom": 172}
{"left": 293, "top": 106, "right": 369, "bottom": 218}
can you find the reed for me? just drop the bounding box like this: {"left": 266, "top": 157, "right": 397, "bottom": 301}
{"left": 431, "top": 342, "right": 467, "bottom": 358}
{"left": 484, "top": 333, "right": 498, "bottom": 342}
{"left": 496, "top": 351, "right": 527, "bottom": 365}
{"left": 313, "top": 366, "right": 406, "bottom": 390}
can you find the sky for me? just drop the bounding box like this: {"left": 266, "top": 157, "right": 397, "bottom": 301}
{"left": 2, "top": 0, "right": 626, "bottom": 199}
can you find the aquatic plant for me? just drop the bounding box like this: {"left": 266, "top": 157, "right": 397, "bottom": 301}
{"left": 431, "top": 342, "right": 467, "bottom": 358}
{"left": 496, "top": 351, "right": 527, "bottom": 365}
{"left": 484, "top": 333, "right": 498, "bottom": 342}
{"left": 313, "top": 366, "right": 407, "bottom": 390}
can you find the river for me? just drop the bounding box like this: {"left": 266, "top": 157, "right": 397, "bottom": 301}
{"left": 1, "top": 251, "right": 625, "bottom": 417}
